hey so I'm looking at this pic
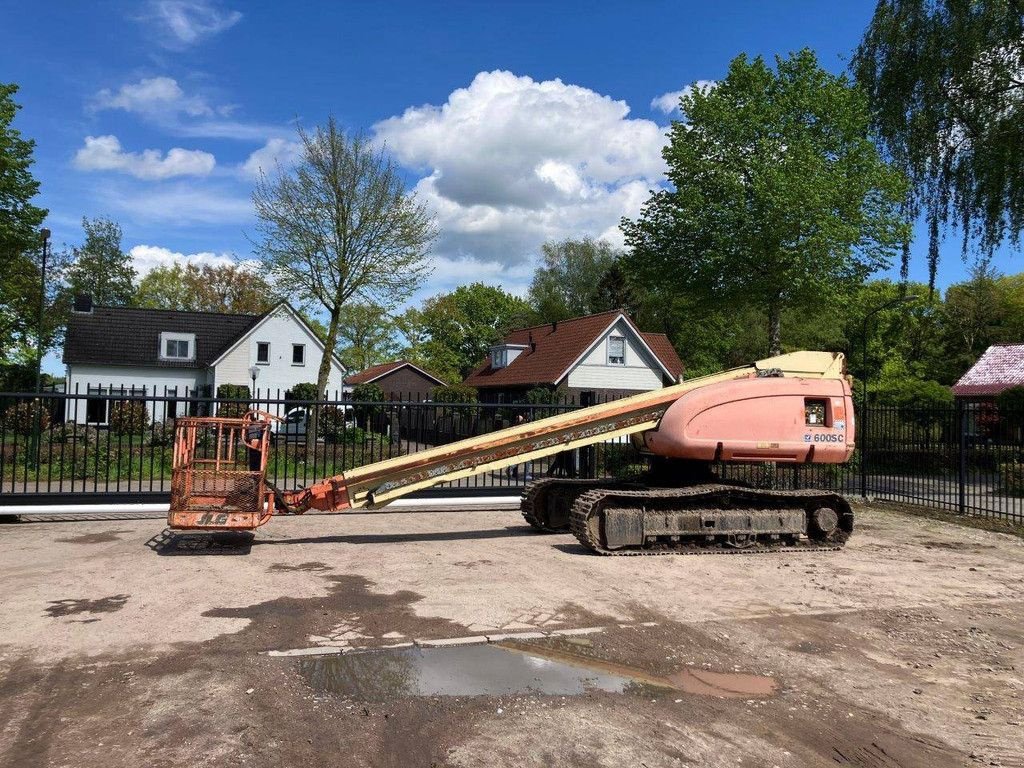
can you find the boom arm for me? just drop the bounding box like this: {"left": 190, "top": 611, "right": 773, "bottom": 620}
{"left": 278, "top": 351, "right": 849, "bottom": 513}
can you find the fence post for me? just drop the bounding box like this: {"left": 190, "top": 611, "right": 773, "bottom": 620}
{"left": 859, "top": 404, "right": 868, "bottom": 499}
{"left": 957, "top": 399, "right": 967, "bottom": 515}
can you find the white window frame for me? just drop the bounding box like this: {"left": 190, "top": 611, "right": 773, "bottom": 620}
{"left": 292, "top": 343, "right": 306, "bottom": 366}
{"left": 256, "top": 341, "right": 271, "bottom": 365}
{"left": 159, "top": 332, "right": 196, "bottom": 362}
{"left": 608, "top": 335, "right": 626, "bottom": 366}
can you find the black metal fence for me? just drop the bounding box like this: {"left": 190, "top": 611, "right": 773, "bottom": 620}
{"left": 0, "top": 388, "right": 1021, "bottom": 523}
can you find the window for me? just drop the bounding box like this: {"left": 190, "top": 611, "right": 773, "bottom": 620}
{"left": 256, "top": 342, "right": 270, "bottom": 364}
{"left": 292, "top": 344, "right": 305, "bottom": 365}
{"left": 608, "top": 336, "right": 625, "bottom": 365}
{"left": 165, "top": 386, "right": 179, "bottom": 420}
{"left": 159, "top": 332, "right": 195, "bottom": 361}
{"left": 85, "top": 388, "right": 108, "bottom": 424}
{"left": 492, "top": 348, "right": 507, "bottom": 369}
{"left": 805, "top": 399, "right": 829, "bottom": 426}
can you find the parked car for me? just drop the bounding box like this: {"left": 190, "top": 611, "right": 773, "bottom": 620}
{"left": 274, "top": 405, "right": 356, "bottom": 441}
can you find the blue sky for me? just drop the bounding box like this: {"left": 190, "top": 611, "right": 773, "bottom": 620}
{"left": 2, "top": 0, "right": 1020, "bottom": 375}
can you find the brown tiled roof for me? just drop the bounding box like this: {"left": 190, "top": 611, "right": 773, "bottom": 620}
{"left": 345, "top": 360, "right": 445, "bottom": 386}
{"left": 463, "top": 310, "right": 684, "bottom": 388}
{"left": 952, "top": 343, "right": 1024, "bottom": 397}
{"left": 63, "top": 305, "right": 264, "bottom": 369}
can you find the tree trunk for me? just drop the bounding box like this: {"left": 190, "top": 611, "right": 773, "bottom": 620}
{"left": 767, "top": 301, "right": 782, "bottom": 356}
{"left": 307, "top": 306, "right": 341, "bottom": 450}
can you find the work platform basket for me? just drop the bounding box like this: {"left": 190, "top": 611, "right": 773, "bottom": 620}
{"left": 168, "top": 414, "right": 276, "bottom": 531}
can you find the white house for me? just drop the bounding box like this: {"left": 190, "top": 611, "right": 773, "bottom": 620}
{"left": 463, "top": 309, "right": 684, "bottom": 403}
{"left": 62, "top": 298, "right": 346, "bottom": 424}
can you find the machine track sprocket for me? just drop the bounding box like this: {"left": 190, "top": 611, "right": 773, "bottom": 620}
{"left": 521, "top": 477, "right": 634, "bottom": 532}
{"left": 569, "top": 484, "right": 853, "bottom": 556}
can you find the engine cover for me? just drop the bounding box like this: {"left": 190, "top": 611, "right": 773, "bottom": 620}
{"left": 643, "top": 376, "right": 855, "bottom": 464}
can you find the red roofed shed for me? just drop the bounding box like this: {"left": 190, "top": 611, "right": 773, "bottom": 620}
{"left": 952, "top": 344, "right": 1024, "bottom": 400}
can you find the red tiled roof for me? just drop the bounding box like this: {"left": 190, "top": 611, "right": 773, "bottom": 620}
{"left": 952, "top": 343, "right": 1024, "bottom": 396}
{"left": 345, "top": 360, "right": 445, "bottom": 386}
{"left": 463, "top": 310, "right": 684, "bottom": 389}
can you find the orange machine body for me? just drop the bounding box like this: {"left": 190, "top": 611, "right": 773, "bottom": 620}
{"left": 644, "top": 377, "right": 855, "bottom": 463}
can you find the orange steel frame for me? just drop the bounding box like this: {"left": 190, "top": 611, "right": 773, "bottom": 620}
{"left": 168, "top": 413, "right": 278, "bottom": 530}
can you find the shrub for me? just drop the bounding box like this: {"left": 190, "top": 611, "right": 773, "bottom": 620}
{"left": 430, "top": 384, "right": 478, "bottom": 404}
{"left": 148, "top": 420, "right": 176, "bottom": 447}
{"left": 288, "top": 382, "right": 321, "bottom": 402}
{"left": 996, "top": 386, "right": 1024, "bottom": 412}
{"left": 49, "top": 422, "right": 97, "bottom": 445}
{"left": 216, "top": 384, "right": 251, "bottom": 418}
{"left": 319, "top": 405, "right": 354, "bottom": 443}
{"left": 2, "top": 400, "right": 51, "bottom": 436}
{"left": 998, "top": 461, "right": 1024, "bottom": 496}
{"left": 352, "top": 383, "right": 384, "bottom": 428}
{"left": 873, "top": 377, "right": 953, "bottom": 409}
{"left": 109, "top": 401, "right": 149, "bottom": 434}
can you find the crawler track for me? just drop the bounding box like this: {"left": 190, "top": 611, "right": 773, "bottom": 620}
{"left": 569, "top": 484, "right": 853, "bottom": 556}
{"left": 521, "top": 478, "right": 631, "bottom": 532}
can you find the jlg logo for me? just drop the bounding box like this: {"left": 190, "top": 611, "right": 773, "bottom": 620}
{"left": 196, "top": 512, "right": 229, "bottom": 525}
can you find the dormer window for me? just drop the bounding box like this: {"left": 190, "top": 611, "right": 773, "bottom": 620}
{"left": 159, "top": 332, "right": 196, "bottom": 361}
{"left": 490, "top": 344, "right": 528, "bottom": 370}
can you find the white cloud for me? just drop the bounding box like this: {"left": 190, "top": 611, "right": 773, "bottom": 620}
{"left": 92, "top": 76, "right": 214, "bottom": 118}
{"left": 651, "top": 80, "right": 717, "bottom": 115}
{"left": 73, "top": 135, "right": 216, "bottom": 180}
{"left": 241, "top": 138, "right": 303, "bottom": 178}
{"left": 145, "top": 0, "right": 242, "bottom": 48}
{"left": 373, "top": 70, "right": 668, "bottom": 266}
{"left": 129, "top": 244, "right": 239, "bottom": 276}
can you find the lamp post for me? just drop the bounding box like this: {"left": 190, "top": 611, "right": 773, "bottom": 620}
{"left": 29, "top": 228, "right": 51, "bottom": 471}
{"left": 249, "top": 365, "right": 260, "bottom": 407}
{"left": 859, "top": 294, "right": 920, "bottom": 497}
{"left": 35, "top": 228, "right": 50, "bottom": 395}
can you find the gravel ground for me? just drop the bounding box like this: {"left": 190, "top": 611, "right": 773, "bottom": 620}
{"left": 0, "top": 502, "right": 1022, "bottom": 767}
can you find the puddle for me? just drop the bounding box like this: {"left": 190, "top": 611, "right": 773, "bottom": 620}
{"left": 298, "top": 642, "right": 778, "bottom": 701}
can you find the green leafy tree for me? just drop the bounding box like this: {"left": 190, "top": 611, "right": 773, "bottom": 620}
{"left": 854, "top": 0, "right": 1024, "bottom": 283}
{"left": 64, "top": 217, "right": 135, "bottom": 307}
{"left": 335, "top": 303, "right": 399, "bottom": 372}
{"left": 135, "top": 262, "right": 279, "bottom": 314}
{"left": 351, "top": 382, "right": 385, "bottom": 430}
{"left": 412, "top": 283, "right": 534, "bottom": 380}
{"left": 252, "top": 118, "right": 436, "bottom": 442}
{"left": 590, "top": 261, "right": 640, "bottom": 316}
{"left": 0, "top": 83, "right": 48, "bottom": 366}
{"left": 528, "top": 237, "right": 620, "bottom": 322}
{"left": 623, "top": 49, "right": 909, "bottom": 355}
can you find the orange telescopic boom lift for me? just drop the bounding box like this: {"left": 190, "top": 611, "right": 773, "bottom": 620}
{"left": 168, "top": 351, "right": 856, "bottom": 555}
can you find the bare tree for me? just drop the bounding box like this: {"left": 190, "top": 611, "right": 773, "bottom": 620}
{"left": 252, "top": 118, "right": 436, "bottom": 436}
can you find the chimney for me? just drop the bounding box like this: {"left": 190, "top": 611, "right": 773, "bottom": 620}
{"left": 552, "top": 320, "right": 557, "bottom": 332}
{"left": 73, "top": 294, "right": 93, "bottom": 314}
{"left": 529, "top": 331, "right": 535, "bottom": 353}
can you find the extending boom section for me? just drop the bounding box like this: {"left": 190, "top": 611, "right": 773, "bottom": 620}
{"left": 273, "top": 351, "right": 848, "bottom": 516}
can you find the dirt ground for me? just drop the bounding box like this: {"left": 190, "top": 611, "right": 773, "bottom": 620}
{"left": 1, "top": 501, "right": 1022, "bottom": 767}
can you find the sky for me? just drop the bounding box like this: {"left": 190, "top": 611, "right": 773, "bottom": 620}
{"left": 2, "top": 1, "right": 1020, "bottom": 374}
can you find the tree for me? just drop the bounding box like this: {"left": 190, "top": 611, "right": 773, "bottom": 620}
{"left": 252, "top": 118, "right": 436, "bottom": 420}
{"left": 0, "top": 83, "right": 47, "bottom": 368}
{"left": 590, "top": 261, "right": 640, "bottom": 316}
{"left": 64, "top": 217, "right": 136, "bottom": 307}
{"left": 623, "top": 49, "right": 909, "bottom": 355}
{"left": 940, "top": 261, "right": 1003, "bottom": 368}
{"left": 854, "top": 0, "right": 1024, "bottom": 285}
{"left": 135, "top": 262, "right": 279, "bottom": 314}
{"left": 528, "top": 237, "right": 620, "bottom": 322}
{"left": 335, "top": 303, "right": 399, "bottom": 372}
{"left": 412, "top": 283, "right": 534, "bottom": 380}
